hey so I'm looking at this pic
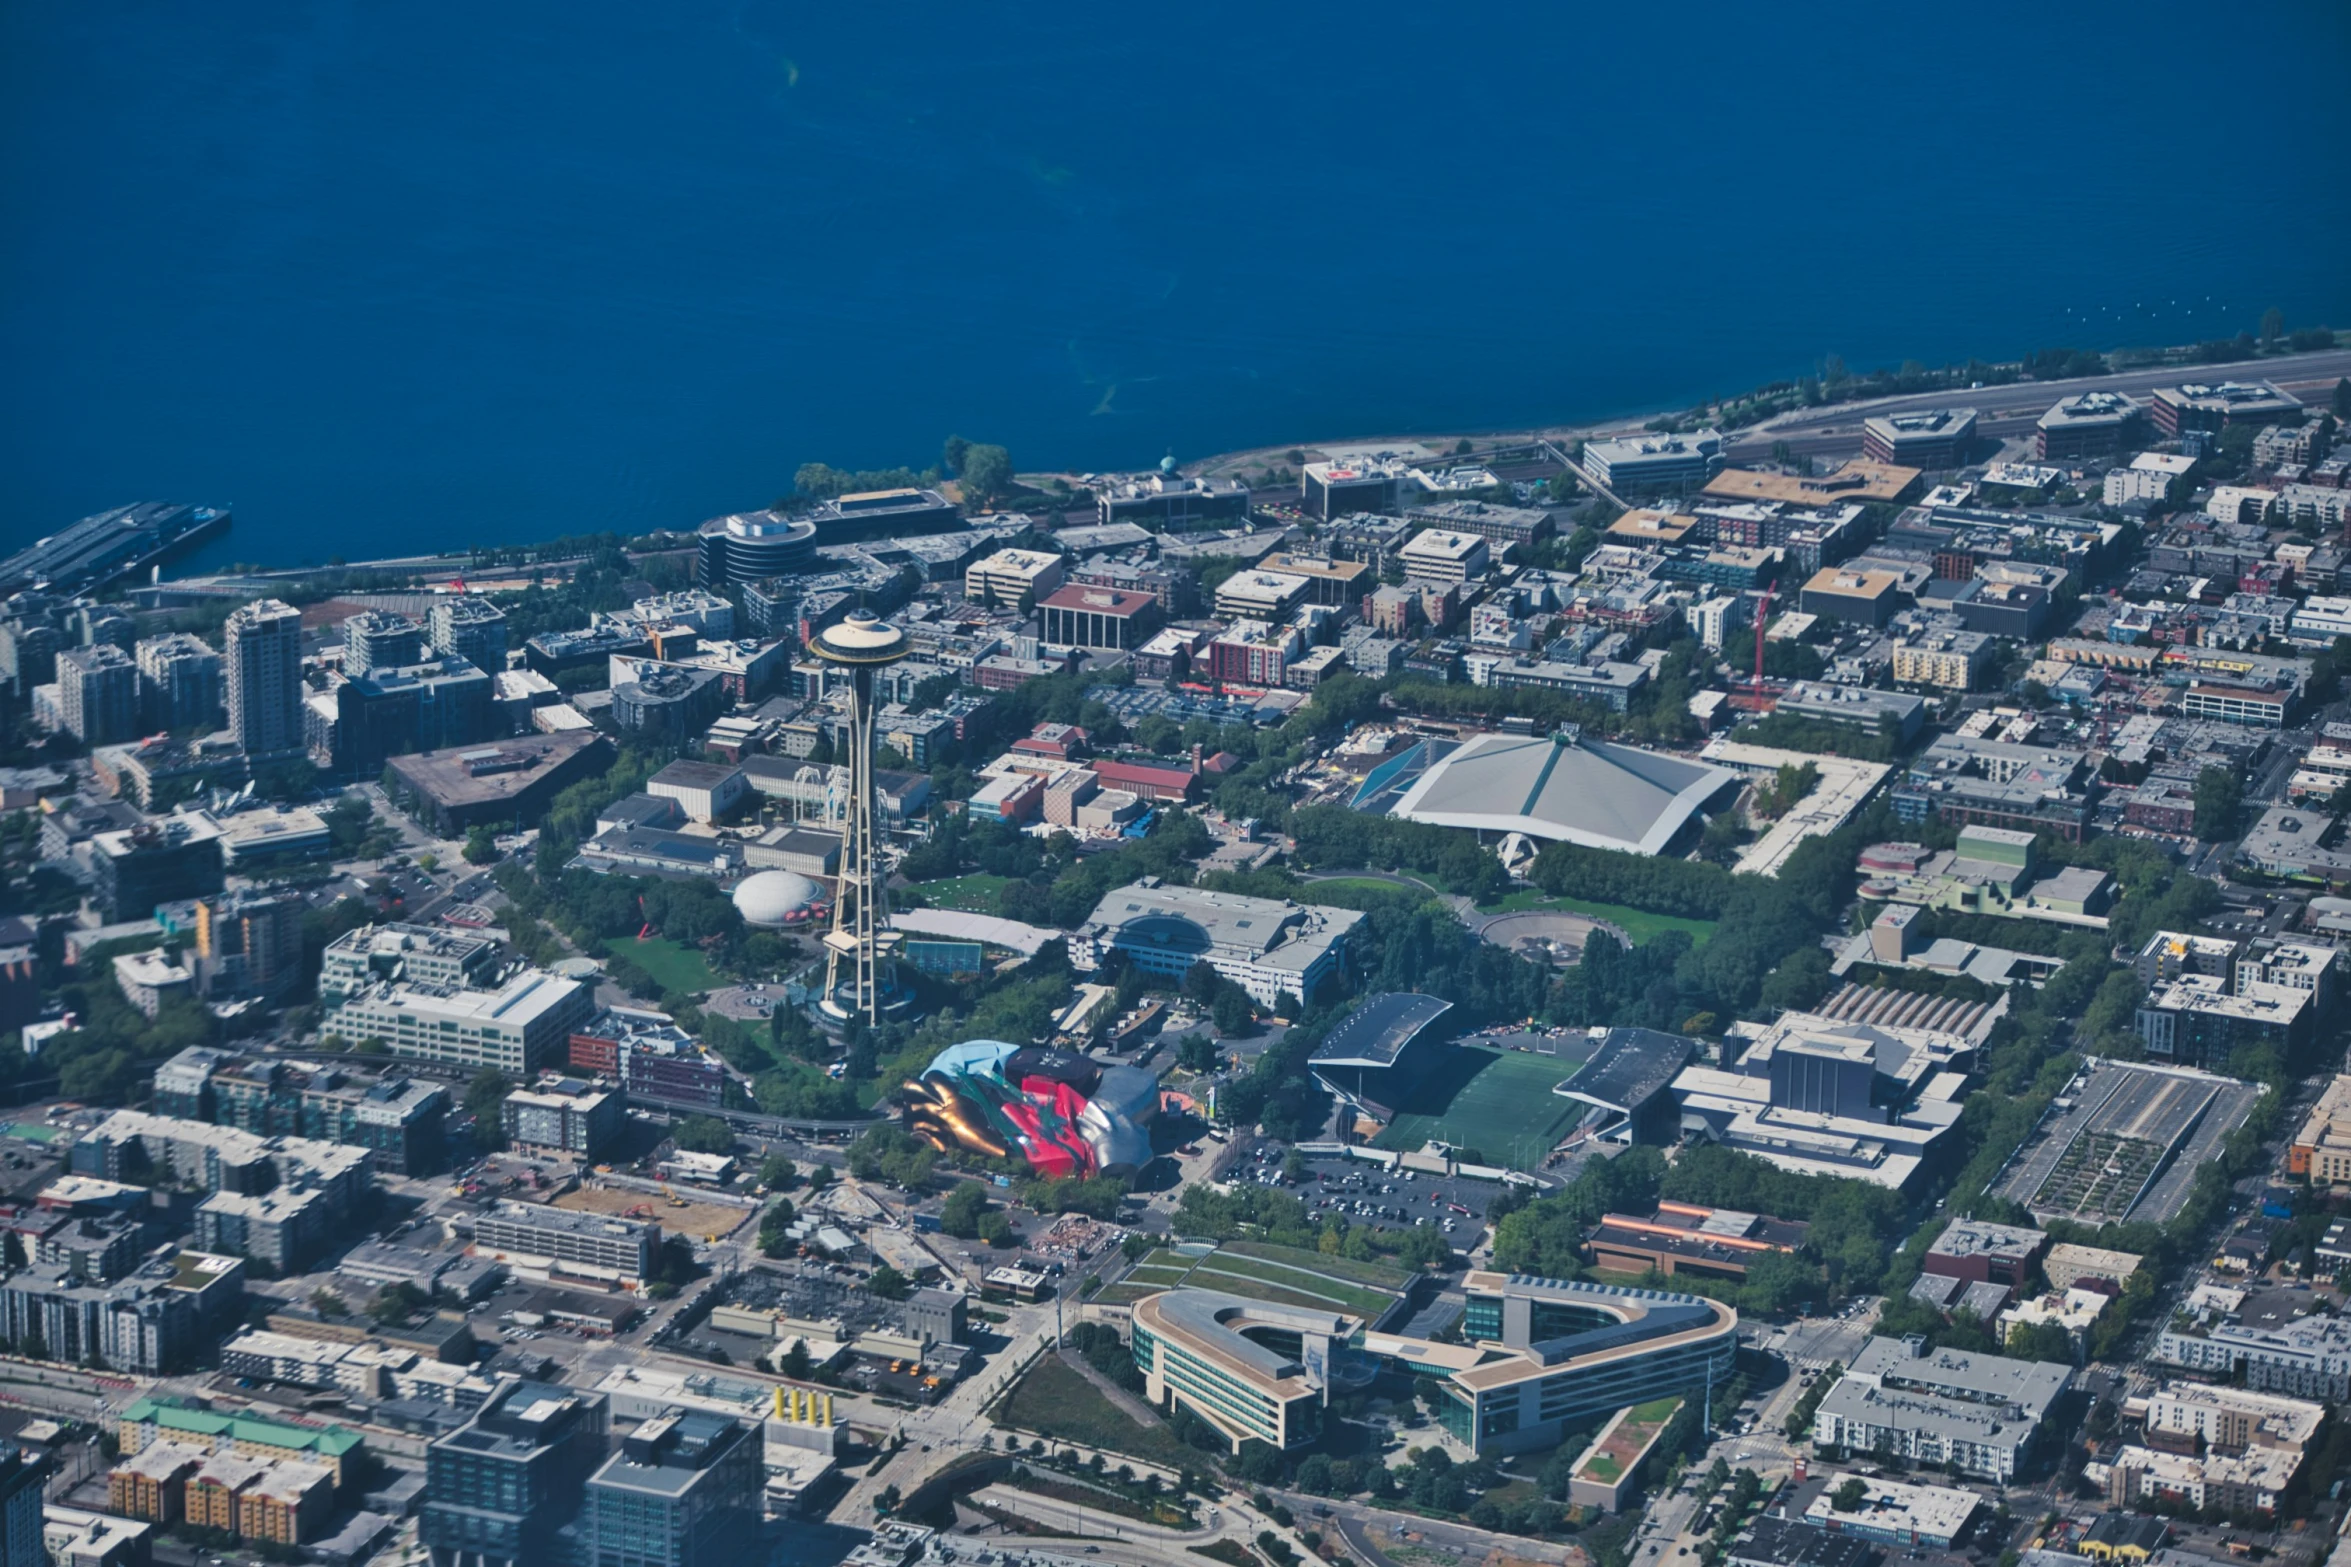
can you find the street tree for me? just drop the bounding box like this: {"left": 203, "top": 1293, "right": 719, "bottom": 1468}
{"left": 2193, "top": 764, "right": 2243, "bottom": 841}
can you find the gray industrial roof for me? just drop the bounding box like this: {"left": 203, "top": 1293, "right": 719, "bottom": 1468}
{"left": 1310, "top": 993, "right": 1454, "bottom": 1069}
{"left": 1388, "top": 731, "right": 1737, "bottom": 854}
{"left": 1555, "top": 1028, "right": 1697, "bottom": 1115}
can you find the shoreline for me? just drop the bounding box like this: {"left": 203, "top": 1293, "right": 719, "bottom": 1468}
{"left": 152, "top": 338, "right": 2351, "bottom": 583}
{"left": 1181, "top": 338, "right": 2351, "bottom": 483}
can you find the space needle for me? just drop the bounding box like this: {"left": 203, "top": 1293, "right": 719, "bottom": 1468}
{"left": 805, "top": 609, "right": 919, "bottom": 1027}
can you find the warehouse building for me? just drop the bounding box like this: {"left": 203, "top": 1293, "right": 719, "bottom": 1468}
{"left": 1584, "top": 1204, "right": 1807, "bottom": 1283}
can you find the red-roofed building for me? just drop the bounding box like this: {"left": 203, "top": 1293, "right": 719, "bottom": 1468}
{"left": 1094, "top": 758, "right": 1201, "bottom": 804}
{"left": 1012, "top": 723, "right": 1092, "bottom": 761}
{"left": 974, "top": 651, "right": 1072, "bottom": 690}
{"left": 1040, "top": 585, "right": 1164, "bottom": 651}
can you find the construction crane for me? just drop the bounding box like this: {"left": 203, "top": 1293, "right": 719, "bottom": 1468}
{"left": 1731, "top": 585, "right": 1779, "bottom": 712}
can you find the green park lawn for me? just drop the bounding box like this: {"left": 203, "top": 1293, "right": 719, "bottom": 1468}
{"left": 1095, "top": 1283, "right": 1167, "bottom": 1305}
{"left": 1183, "top": 1255, "right": 1396, "bottom": 1317}
{"left": 601, "top": 935, "right": 720, "bottom": 995}
{"left": 1123, "top": 1267, "right": 1196, "bottom": 1287}
{"left": 1478, "top": 888, "right": 1717, "bottom": 947}
{"left": 994, "top": 1357, "right": 1196, "bottom": 1469}
{"left": 1218, "top": 1240, "right": 1412, "bottom": 1292}
{"left": 1303, "top": 876, "right": 1429, "bottom": 900}
{"left": 908, "top": 873, "right": 1014, "bottom": 912}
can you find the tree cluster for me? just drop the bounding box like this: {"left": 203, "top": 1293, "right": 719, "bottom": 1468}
{"left": 1493, "top": 1142, "right": 1905, "bottom": 1311}
{"left": 1751, "top": 761, "right": 1821, "bottom": 820}
{"left": 1172, "top": 1179, "right": 1451, "bottom": 1272}
{"left": 846, "top": 1126, "right": 938, "bottom": 1190}
{"left": 1063, "top": 1322, "right": 1147, "bottom": 1395}
{"left": 1733, "top": 711, "right": 1902, "bottom": 762}
{"left": 788, "top": 462, "right": 935, "bottom": 502}
{"left": 670, "top": 1115, "right": 736, "bottom": 1155}
{"left": 941, "top": 1180, "right": 1016, "bottom": 1246}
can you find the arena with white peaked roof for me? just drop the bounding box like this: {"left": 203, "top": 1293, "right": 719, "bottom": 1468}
{"left": 1382, "top": 729, "right": 1739, "bottom": 855}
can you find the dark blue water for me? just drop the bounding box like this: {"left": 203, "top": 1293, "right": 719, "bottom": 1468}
{"left": 5, "top": 1, "right": 2349, "bottom": 571}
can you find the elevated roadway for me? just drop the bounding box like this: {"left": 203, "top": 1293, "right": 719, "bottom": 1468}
{"left": 1724, "top": 346, "right": 2351, "bottom": 462}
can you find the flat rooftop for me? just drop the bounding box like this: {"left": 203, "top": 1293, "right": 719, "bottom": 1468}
{"left": 2039, "top": 391, "right": 2140, "bottom": 428}
{"left": 1927, "top": 1220, "right": 2046, "bottom": 1262}
{"left": 1132, "top": 1289, "right": 1354, "bottom": 1390}
{"left": 1867, "top": 408, "right": 1977, "bottom": 437}
{"left": 386, "top": 731, "right": 612, "bottom": 806}
{"left": 1995, "top": 1058, "right": 2265, "bottom": 1226}
{"left": 1705, "top": 460, "right": 1919, "bottom": 506}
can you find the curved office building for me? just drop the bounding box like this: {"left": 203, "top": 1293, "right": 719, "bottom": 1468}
{"left": 696, "top": 511, "right": 819, "bottom": 588}
{"left": 1131, "top": 1291, "right": 1354, "bottom": 1452}
{"left": 1132, "top": 1272, "right": 1737, "bottom": 1456}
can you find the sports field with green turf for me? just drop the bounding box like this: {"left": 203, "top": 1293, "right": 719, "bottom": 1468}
{"left": 1372, "top": 1044, "right": 1587, "bottom": 1167}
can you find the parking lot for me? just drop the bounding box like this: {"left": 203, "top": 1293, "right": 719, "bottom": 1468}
{"left": 1240, "top": 1149, "right": 1514, "bottom": 1243}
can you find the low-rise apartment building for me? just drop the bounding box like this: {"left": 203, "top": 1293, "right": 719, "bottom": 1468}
{"left": 1810, "top": 1336, "right": 2071, "bottom": 1482}
{"left": 469, "top": 1202, "right": 662, "bottom": 1291}
{"left": 1892, "top": 629, "right": 1994, "bottom": 691}
{"left": 324, "top": 967, "right": 592, "bottom": 1077}
{"left": 2156, "top": 1311, "right": 2351, "bottom": 1399}
{"left": 2292, "top": 1073, "right": 2351, "bottom": 1185}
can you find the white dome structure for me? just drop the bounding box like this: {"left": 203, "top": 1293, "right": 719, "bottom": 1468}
{"left": 733, "top": 870, "right": 826, "bottom": 928}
